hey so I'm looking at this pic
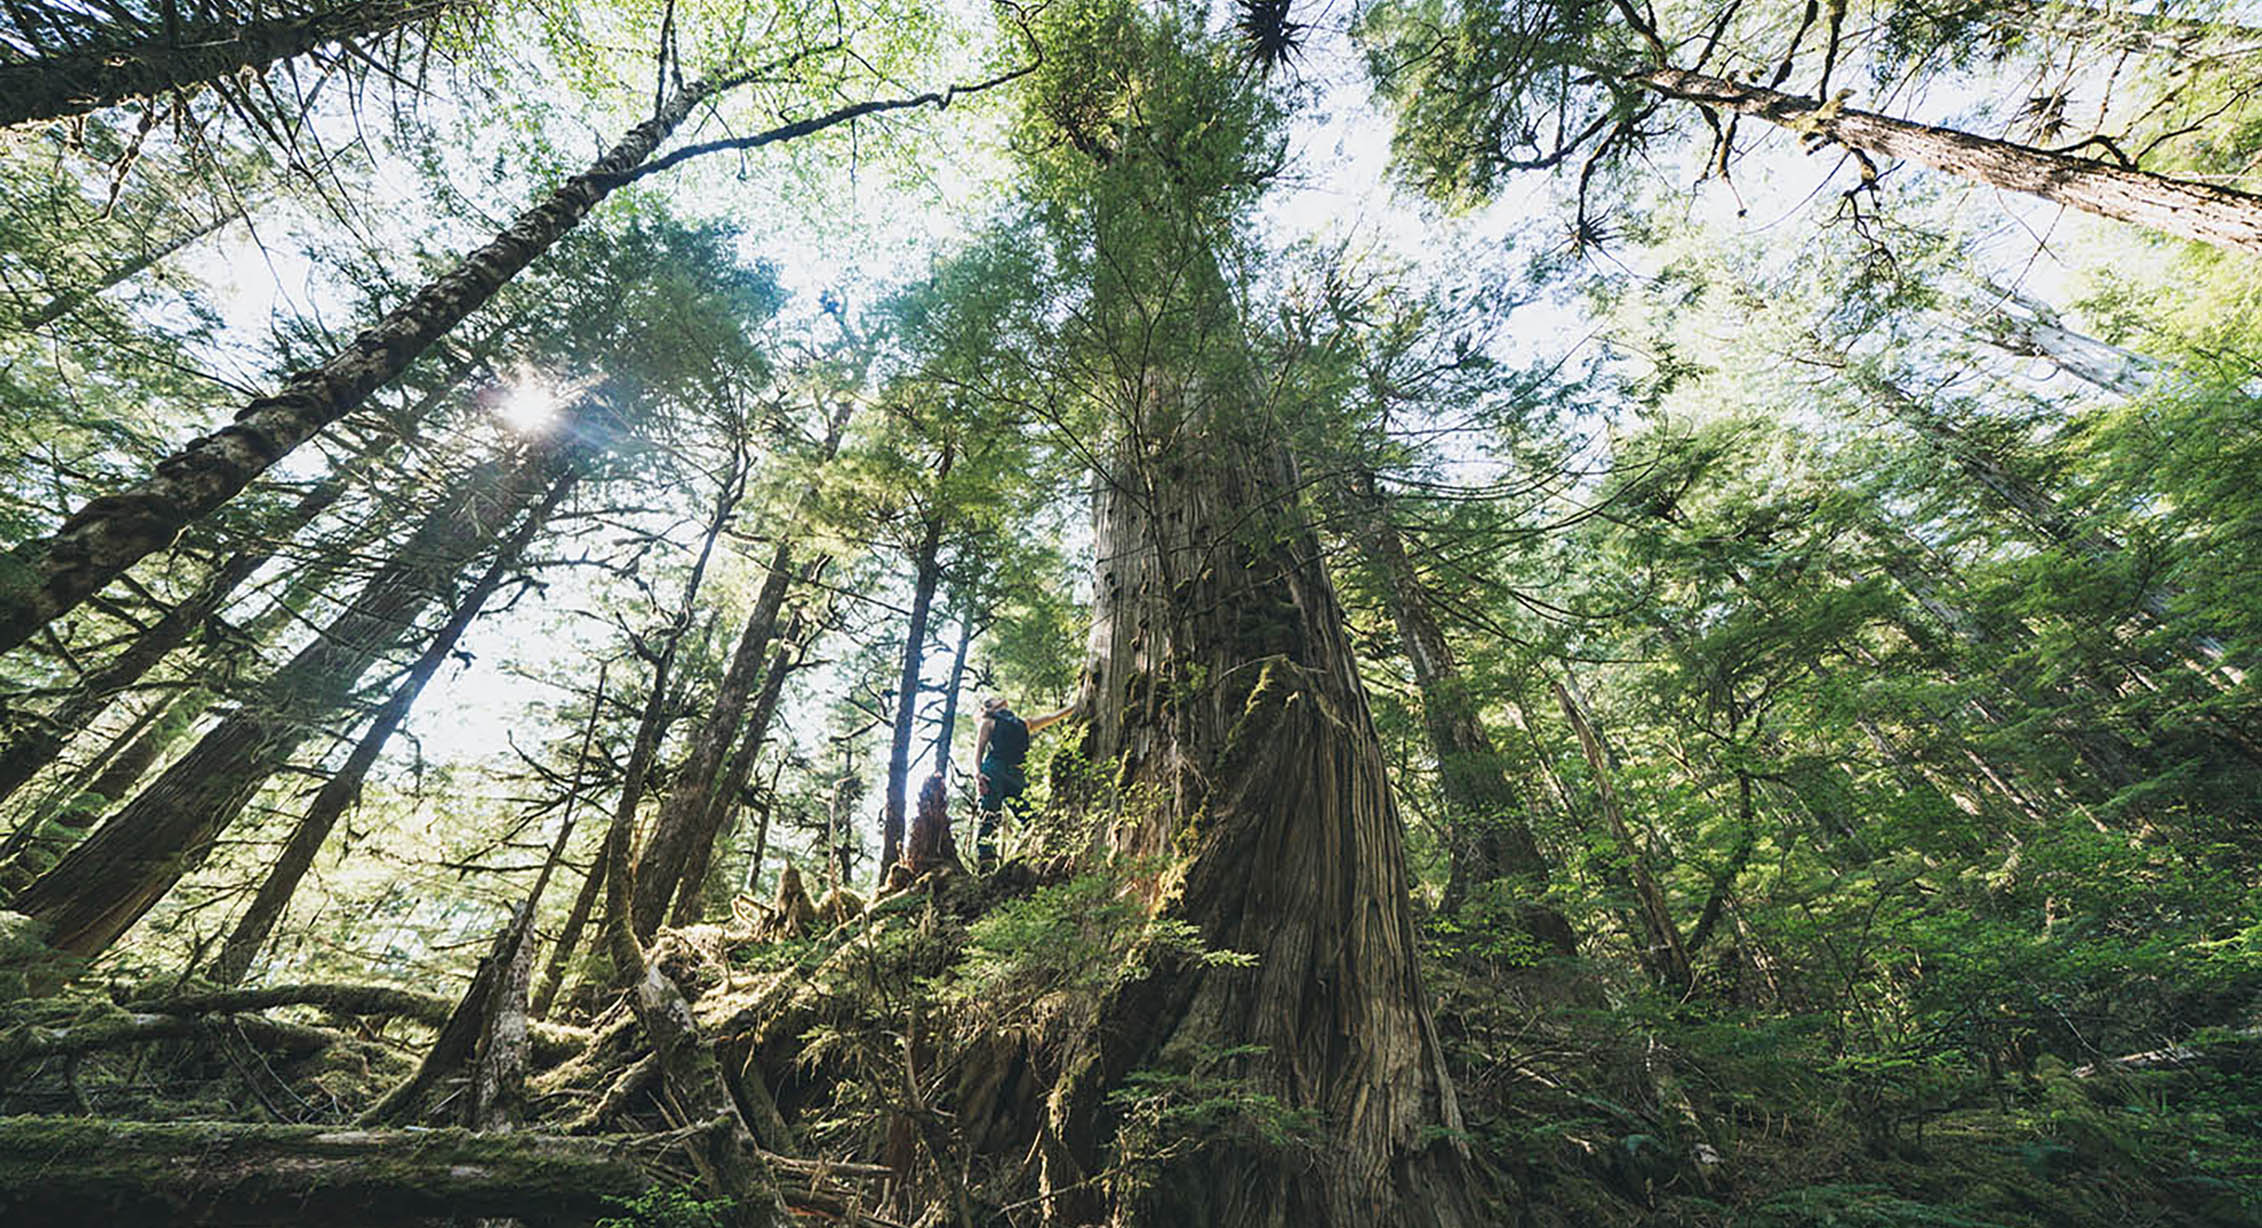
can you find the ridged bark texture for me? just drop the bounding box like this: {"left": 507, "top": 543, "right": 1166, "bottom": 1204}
{"left": 1046, "top": 270, "right": 1471, "bottom": 1224}
{"left": 0, "top": 0, "right": 457, "bottom": 129}
{"left": 1641, "top": 65, "right": 2262, "bottom": 254}
{"left": 0, "top": 471, "right": 351, "bottom": 810}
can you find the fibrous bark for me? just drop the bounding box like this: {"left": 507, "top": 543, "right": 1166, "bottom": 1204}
{"left": 1043, "top": 199, "right": 1471, "bottom": 1225}
{"left": 0, "top": 0, "right": 460, "bottom": 130}
{"left": 1640, "top": 64, "right": 2262, "bottom": 255}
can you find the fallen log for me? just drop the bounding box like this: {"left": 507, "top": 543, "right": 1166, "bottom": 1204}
{"left": 141, "top": 981, "right": 592, "bottom": 1064}
{"left": 0, "top": 1115, "right": 892, "bottom": 1226}
{"left": 0, "top": 1011, "right": 336, "bottom": 1067}
{"left": 0, "top": 1116, "right": 657, "bottom": 1224}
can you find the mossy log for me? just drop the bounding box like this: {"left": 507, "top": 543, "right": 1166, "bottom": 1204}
{"left": 0, "top": 1010, "right": 336, "bottom": 1068}
{"left": 0, "top": 1114, "right": 891, "bottom": 1226}
{"left": 149, "top": 981, "right": 599, "bottom": 1060}
{"left": 0, "top": 1115, "right": 657, "bottom": 1224}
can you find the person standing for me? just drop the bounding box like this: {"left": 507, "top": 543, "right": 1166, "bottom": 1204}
{"left": 973, "top": 695, "right": 1072, "bottom": 869}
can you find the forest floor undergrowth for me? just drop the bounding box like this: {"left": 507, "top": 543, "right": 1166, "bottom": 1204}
{"left": 0, "top": 855, "right": 2254, "bottom": 1227}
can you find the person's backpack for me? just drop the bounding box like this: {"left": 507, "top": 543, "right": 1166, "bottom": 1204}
{"left": 990, "top": 711, "right": 1031, "bottom": 764}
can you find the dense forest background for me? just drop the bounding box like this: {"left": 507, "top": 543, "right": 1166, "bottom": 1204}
{"left": 0, "top": 0, "right": 2258, "bottom": 1223}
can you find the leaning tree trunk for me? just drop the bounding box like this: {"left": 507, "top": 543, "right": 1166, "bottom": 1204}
{"left": 933, "top": 611, "right": 976, "bottom": 776}
{"left": 1356, "top": 478, "right": 1576, "bottom": 953}
{"left": 0, "top": 494, "right": 394, "bottom": 891}
{"left": 883, "top": 455, "right": 951, "bottom": 876}
{"left": 206, "top": 473, "right": 575, "bottom": 985}
{"left": 671, "top": 631, "right": 796, "bottom": 927}
{"left": 0, "top": 465, "right": 362, "bottom": 811}
{"left": 10, "top": 207, "right": 237, "bottom": 331}
{"left": 1549, "top": 675, "right": 1693, "bottom": 990}
{"left": 540, "top": 461, "right": 744, "bottom": 1009}
{"left": 0, "top": 63, "right": 732, "bottom": 654}
{"left": 0, "top": 0, "right": 460, "bottom": 129}
{"left": 1638, "top": 64, "right": 2262, "bottom": 255}
{"left": 11, "top": 435, "right": 577, "bottom": 958}
{"left": 628, "top": 541, "right": 795, "bottom": 940}
{"left": 629, "top": 403, "right": 852, "bottom": 938}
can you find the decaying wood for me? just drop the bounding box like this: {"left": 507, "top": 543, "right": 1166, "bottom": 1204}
{"left": 0, "top": 1115, "right": 890, "bottom": 1226}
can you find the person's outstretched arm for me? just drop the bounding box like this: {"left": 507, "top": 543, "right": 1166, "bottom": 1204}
{"left": 975, "top": 715, "right": 994, "bottom": 783}
{"left": 1025, "top": 703, "right": 1076, "bottom": 736}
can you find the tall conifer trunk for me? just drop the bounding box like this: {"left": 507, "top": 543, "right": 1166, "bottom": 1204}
{"left": 1640, "top": 65, "right": 2262, "bottom": 254}
{"left": 883, "top": 446, "right": 952, "bottom": 875}
{"left": 11, "top": 432, "right": 576, "bottom": 958}
{"left": 0, "top": 0, "right": 460, "bottom": 129}
{"left": 1039, "top": 107, "right": 1471, "bottom": 1215}
{"left": 1356, "top": 477, "right": 1576, "bottom": 952}
{"left": 0, "top": 468, "right": 358, "bottom": 810}
{"left": 0, "top": 66, "right": 728, "bottom": 653}
{"left": 628, "top": 542, "right": 794, "bottom": 939}
{"left": 206, "top": 473, "right": 574, "bottom": 985}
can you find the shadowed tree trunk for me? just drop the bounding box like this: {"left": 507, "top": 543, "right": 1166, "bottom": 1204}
{"left": 883, "top": 445, "right": 952, "bottom": 875}
{"left": 1355, "top": 476, "right": 1576, "bottom": 953}
{"left": 671, "top": 627, "right": 798, "bottom": 927}
{"left": 0, "top": 0, "right": 460, "bottom": 130}
{"left": 10, "top": 429, "right": 580, "bottom": 958}
{"left": 1640, "top": 64, "right": 2262, "bottom": 254}
{"left": 629, "top": 541, "right": 795, "bottom": 939}
{"left": 536, "top": 460, "right": 747, "bottom": 1012}
{"left": 205, "top": 473, "right": 575, "bottom": 985}
{"left": 0, "top": 467, "right": 361, "bottom": 812}
{"left": 1550, "top": 675, "right": 1693, "bottom": 990}
{"left": 630, "top": 405, "right": 852, "bottom": 939}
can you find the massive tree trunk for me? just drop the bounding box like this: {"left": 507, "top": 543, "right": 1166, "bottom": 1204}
{"left": 10, "top": 434, "right": 577, "bottom": 958}
{"left": 206, "top": 473, "right": 574, "bottom": 986}
{"left": 1638, "top": 64, "right": 2262, "bottom": 254}
{"left": 0, "top": 0, "right": 459, "bottom": 130}
{"left": 1042, "top": 212, "right": 1470, "bottom": 1222}
{"left": 0, "top": 1116, "right": 653, "bottom": 1224}
{"left": 1355, "top": 479, "right": 1576, "bottom": 953}
{"left": 883, "top": 449, "right": 952, "bottom": 875}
